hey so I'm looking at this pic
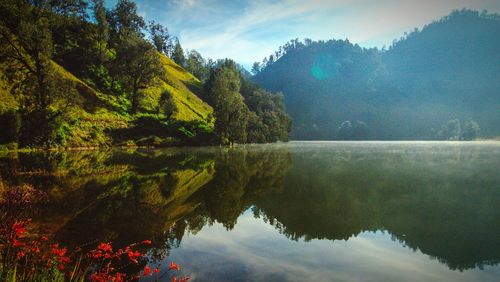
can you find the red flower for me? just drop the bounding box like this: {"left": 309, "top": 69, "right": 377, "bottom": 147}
{"left": 11, "top": 239, "right": 25, "bottom": 248}
{"left": 154, "top": 268, "right": 160, "bottom": 274}
{"left": 51, "top": 245, "right": 68, "bottom": 257}
{"left": 114, "top": 272, "right": 125, "bottom": 282}
{"left": 178, "top": 276, "right": 190, "bottom": 282}
{"left": 12, "top": 222, "right": 27, "bottom": 238}
{"left": 127, "top": 250, "right": 141, "bottom": 264}
{"left": 58, "top": 256, "right": 71, "bottom": 264}
{"left": 171, "top": 277, "right": 177, "bottom": 282}
{"left": 169, "top": 261, "right": 181, "bottom": 271}
{"left": 16, "top": 251, "right": 26, "bottom": 259}
{"left": 90, "top": 272, "right": 106, "bottom": 282}
{"left": 91, "top": 251, "right": 103, "bottom": 259}
{"left": 143, "top": 266, "right": 152, "bottom": 276}
{"left": 97, "top": 242, "right": 113, "bottom": 253}
{"left": 142, "top": 240, "right": 152, "bottom": 245}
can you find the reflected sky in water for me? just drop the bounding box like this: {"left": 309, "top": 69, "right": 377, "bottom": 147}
{"left": 167, "top": 210, "right": 500, "bottom": 282}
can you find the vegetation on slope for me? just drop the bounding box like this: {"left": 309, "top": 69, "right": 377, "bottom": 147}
{"left": 253, "top": 9, "right": 499, "bottom": 140}
{"left": 0, "top": 0, "right": 290, "bottom": 149}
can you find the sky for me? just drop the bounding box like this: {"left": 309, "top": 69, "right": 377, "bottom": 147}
{"left": 112, "top": 0, "right": 500, "bottom": 68}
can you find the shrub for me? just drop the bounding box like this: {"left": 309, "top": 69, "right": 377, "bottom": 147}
{"left": 0, "top": 184, "right": 189, "bottom": 281}
{"left": 19, "top": 109, "right": 65, "bottom": 147}
{"left": 0, "top": 110, "right": 21, "bottom": 144}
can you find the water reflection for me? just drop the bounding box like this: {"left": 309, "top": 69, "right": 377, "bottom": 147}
{"left": 0, "top": 142, "right": 499, "bottom": 280}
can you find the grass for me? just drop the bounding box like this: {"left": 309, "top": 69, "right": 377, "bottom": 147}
{"left": 0, "top": 53, "right": 214, "bottom": 149}
{"left": 141, "top": 53, "right": 213, "bottom": 122}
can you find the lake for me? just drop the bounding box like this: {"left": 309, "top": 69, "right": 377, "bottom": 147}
{"left": 1, "top": 141, "right": 499, "bottom": 281}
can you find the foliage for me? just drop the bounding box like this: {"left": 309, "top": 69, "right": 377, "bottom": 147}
{"left": 0, "top": 184, "right": 187, "bottom": 281}
{"left": 0, "top": 0, "right": 219, "bottom": 149}
{"left": 172, "top": 40, "right": 186, "bottom": 67}
{"left": 0, "top": 0, "right": 56, "bottom": 111}
{"left": 0, "top": 0, "right": 290, "bottom": 148}
{"left": 147, "top": 21, "right": 173, "bottom": 56}
{"left": 205, "top": 60, "right": 250, "bottom": 145}
{"left": 185, "top": 50, "right": 209, "bottom": 81}
{"left": 436, "top": 119, "right": 480, "bottom": 140}
{"left": 114, "top": 35, "right": 164, "bottom": 113}
{"left": 253, "top": 9, "right": 500, "bottom": 140}
{"left": 462, "top": 120, "right": 480, "bottom": 140}
{"left": 159, "top": 91, "right": 178, "bottom": 119}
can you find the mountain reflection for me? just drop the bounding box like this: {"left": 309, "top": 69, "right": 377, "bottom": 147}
{"left": 0, "top": 143, "right": 499, "bottom": 272}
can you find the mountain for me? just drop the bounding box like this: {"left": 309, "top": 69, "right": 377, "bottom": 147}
{"left": 253, "top": 10, "right": 500, "bottom": 140}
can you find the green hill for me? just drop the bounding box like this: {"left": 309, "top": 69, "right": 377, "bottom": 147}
{"left": 0, "top": 53, "right": 213, "bottom": 148}
{"left": 0, "top": 0, "right": 289, "bottom": 149}
{"left": 253, "top": 10, "right": 500, "bottom": 140}
{"left": 142, "top": 53, "right": 213, "bottom": 122}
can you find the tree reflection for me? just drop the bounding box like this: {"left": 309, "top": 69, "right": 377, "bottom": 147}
{"left": 252, "top": 144, "right": 500, "bottom": 271}
{"left": 0, "top": 144, "right": 498, "bottom": 271}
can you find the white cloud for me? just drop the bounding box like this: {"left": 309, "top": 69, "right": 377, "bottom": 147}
{"left": 144, "top": 0, "right": 500, "bottom": 67}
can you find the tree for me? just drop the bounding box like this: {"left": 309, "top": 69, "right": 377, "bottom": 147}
{"left": 91, "top": 0, "right": 110, "bottom": 65}
{"left": 115, "top": 36, "right": 164, "bottom": 114}
{"left": 50, "top": 0, "right": 88, "bottom": 19}
{"left": 185, "top": 50, "right": 208, "bottom": 81}
{"left": 337, "top": 121, "right": 368, "bottom": 140}
{"left": 0, "top": 0, "right": 55, "bottom": 111}
{"left": 462, "top": 120, "right": 480, "bottom": 140}
{"left": 438, "top": 119, "right": 462, "bottom": 140}
{"left": 172, "top": 40, "right": 185, "bottom": 67}
{"left": 239, "top": 78, "right": 291, "bottom": 143}
{"left": 147, "top": 21, "right": 172, "bottom": 55}
{"left": 159, "top": 92, "right": 177, "bottom": 119}
{"left": 0, "top": 0, "right": 84, "bottom": 146}
{"left": 205, "top": 60, "right": 249, "bottom": 145}
{"left": 108, "top": 0, "right": 145, "bottom": 38}
{"left": 251, "top": 62, "right": 261, "bottom": 75}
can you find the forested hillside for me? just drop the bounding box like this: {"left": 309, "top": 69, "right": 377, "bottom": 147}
{"left": 253, "top": 10, "right": 500, "bottom": 140}
{"left": 0, "top": 0, "right": 291, "bottom": 150}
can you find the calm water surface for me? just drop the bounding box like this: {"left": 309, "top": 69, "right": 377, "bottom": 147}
{"left": 1, "top": 141, "right": 499, "bottom": 281}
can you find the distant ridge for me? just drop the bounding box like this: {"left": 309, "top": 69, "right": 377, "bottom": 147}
{"left": 253, "top": 9, "right": 500, "bottom": 140}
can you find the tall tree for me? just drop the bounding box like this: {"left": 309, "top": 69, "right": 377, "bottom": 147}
{"left": 462, "top": 120, "right": 480, "bottom": 140}
{"left": 159, "top": 92, "right": 177, "bottom": 119}
{"left": 0, "top": 0, "right": 55, "bottom": 111}
{"left": 172, "top": 40, "right": 185, "bottom": 67}
{"left": 91, "top": 0, "right": 110, "bottom": 65}
{"left": 185, "top": 50, "right": 208, "bottom": 81}
{"left": 50, "top": 0, "right": 88, "bottom": 19}
{"left": 206, "top": 60, "right": 249, "bottom": 145}
{"left": 108, "top": 0, "right": 145, "bottom": 39}
{"left": 115, "top": 36, "right": 164, "bottom": 114}
{"left": 147, "top": 21, "right": 172, "bottom": 55}
{"left": 0, "top": 0, "right": 82, "bottom": 146}
{"left": 251, "top": 62, "right": 261, "bottom": 75}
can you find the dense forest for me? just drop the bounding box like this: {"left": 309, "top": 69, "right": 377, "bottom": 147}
{"left": 0, "top": 0, "right": 291, "bottom": 150}
{"left": 253, "top": 9, "right": 500, "bottom": 140}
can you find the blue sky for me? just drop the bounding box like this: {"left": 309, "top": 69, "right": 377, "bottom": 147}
{"left": 111, "top": 0, "right": 500, "bottom": 68}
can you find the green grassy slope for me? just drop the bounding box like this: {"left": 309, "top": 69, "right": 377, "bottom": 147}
{"left": 141, "top": 53, "right": 212, "bottom": 122}
{"left": 0, "top": 53, "right": 213, "bottom": 148}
